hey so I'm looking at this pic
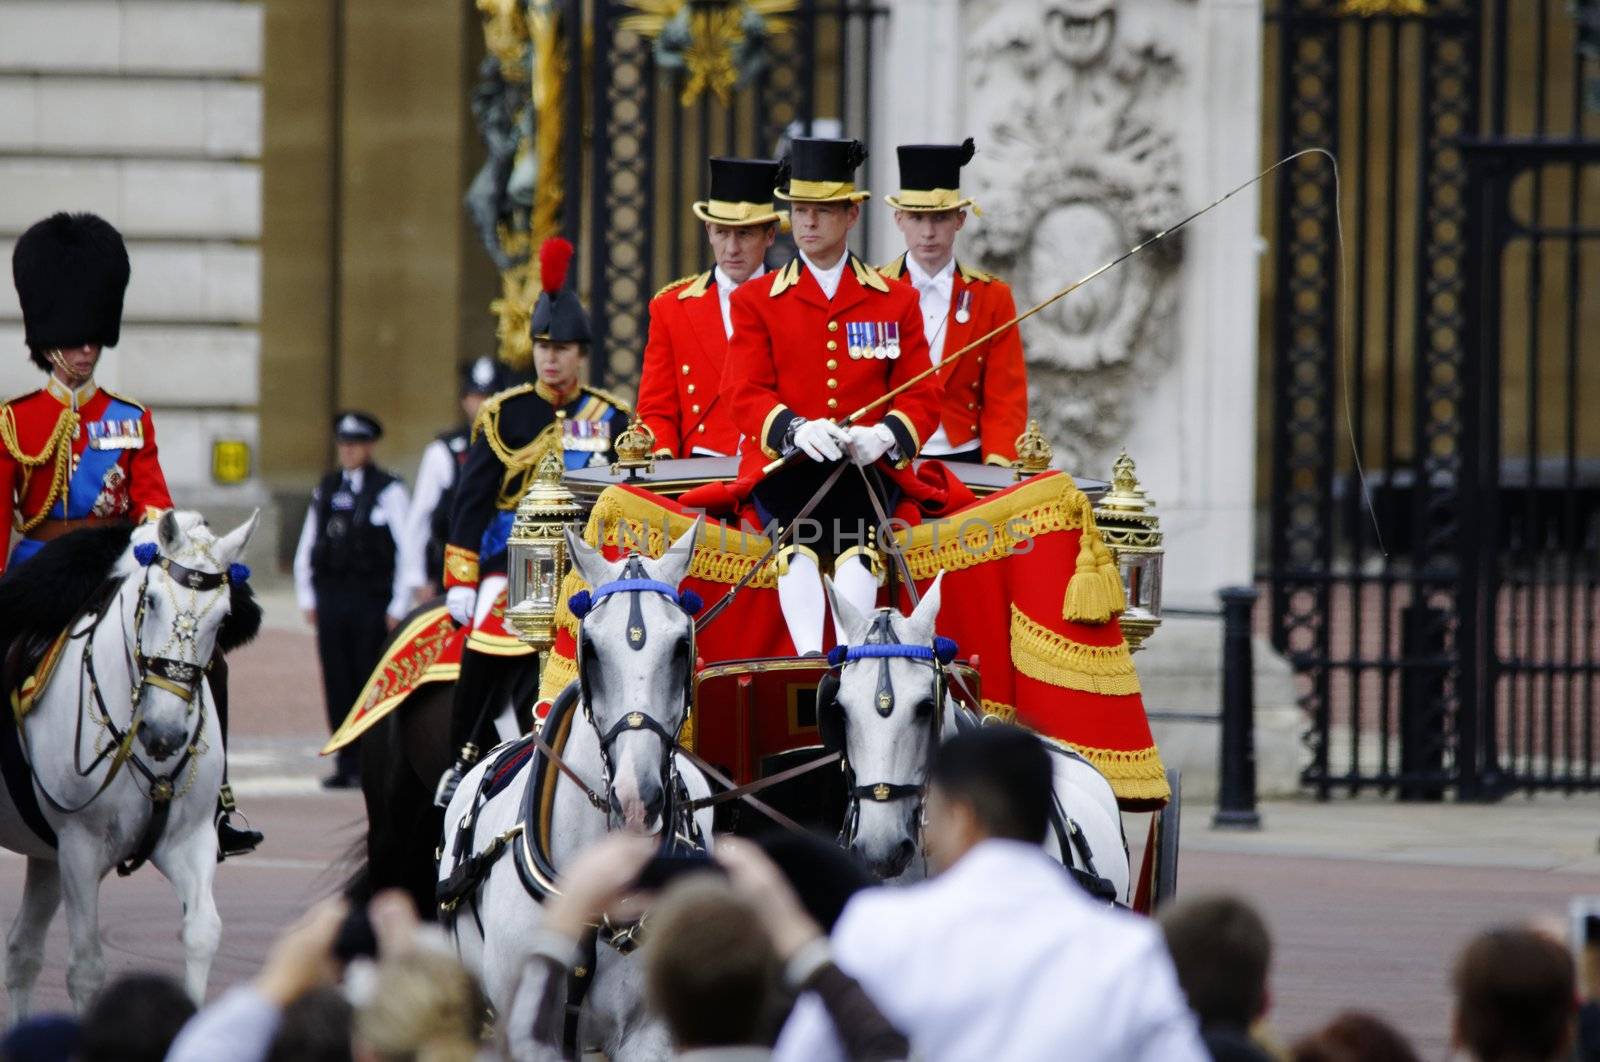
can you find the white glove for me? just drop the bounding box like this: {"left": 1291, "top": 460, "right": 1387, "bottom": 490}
{"left": 446, "top": 585, "right": 478, "bottom": 627}
{"left": 845, "top": 424, "right": 896, "bottom": 466}
{"left": 793, "top": 418, "right": 850, "bottom": 463}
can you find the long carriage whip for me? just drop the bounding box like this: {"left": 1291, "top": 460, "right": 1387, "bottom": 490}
{"left": 760, "top": 149, "right": 1330, "bottom": 477}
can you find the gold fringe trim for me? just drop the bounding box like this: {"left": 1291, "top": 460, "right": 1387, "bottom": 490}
{"left": 978, "top": 697, "right": 1170, "bottom": 803}
{"left": 538, "top": 644, "right": 579, "bottom": 704}
{"left": 1009, "top": 605, "right": 1142, "bottom": 696}
{"left": 587, "top": 487, "right": 779, "bottom": 588}
{"left": 979, "top": 699, "right": 1015, "bottom": 722}
{"left": 893, "top": 473, "right": 1087, "bottom": 580}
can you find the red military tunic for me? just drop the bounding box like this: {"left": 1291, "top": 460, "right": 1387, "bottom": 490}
{"left": 724, "top": 253, "right": 941, "bottom": 480}
{"left": 636, "top": 271, "right": 742, "bottom": 457}
{"left": 880, "top": 254, "right": 1029, "bottom": 464}
{"left": 0, "top": 376, "right": 172, "bottom": 574}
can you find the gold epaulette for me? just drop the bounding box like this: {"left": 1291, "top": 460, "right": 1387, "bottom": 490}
{"left": 470, "top": 382, "right": 535, "bottom": 444}
{"left": 957, "top": 260, "right": 996, "bottom": 284}
{"left": 849, "top": 254, "right": 891, "bottom": 293}
{"left": 768, "top": 258, "right": 802, "bottom": 297}
{"left": 581, "top": 384, "right": 633, "bottom": 416}
{"left": 100, "top": 387, "right": 148, "bottom": 412}
{"left": 655, "top": 271, "right": 712, "bottom": 301}
{"left": 877, "top": 255, "right": 907, "bottom": 279}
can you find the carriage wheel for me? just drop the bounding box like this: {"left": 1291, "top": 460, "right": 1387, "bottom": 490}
{"left": 1152, "top": 767, "right": 1181, "bottom": 906}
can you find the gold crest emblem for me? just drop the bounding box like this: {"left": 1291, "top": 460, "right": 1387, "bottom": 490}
{"left": 627, "top": 711, "right": 645, "bottom": 728}
{"left": 872, "top": 783, "right": 891, "bottom": 801}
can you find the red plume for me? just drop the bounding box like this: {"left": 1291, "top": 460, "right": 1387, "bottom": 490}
{"left": 539, "top": 237, "right": 574, "bottom": 295}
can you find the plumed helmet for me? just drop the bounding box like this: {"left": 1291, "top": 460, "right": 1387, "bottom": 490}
{"left": 12, "top": 213, "right": 131, "bottom": 371}
{"left": 529, "top": 237, "right": 592, "bottom": 345}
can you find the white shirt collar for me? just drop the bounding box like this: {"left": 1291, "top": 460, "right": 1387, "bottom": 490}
{"left": 798, "top": 250, "right": 849, "bottom": 301}
{"left": 906, "top": 254, "right": 955, "bottom": 291}
{"left": 713, "top": 264, "right": 762, "bottom": 293}
{"left": 341, "top": 467, "right": 365, "bottom": 491}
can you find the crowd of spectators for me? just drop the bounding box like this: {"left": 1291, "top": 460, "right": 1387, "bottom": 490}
{"left": 0, "top": 724, "right": 1595, "bottom": 1062}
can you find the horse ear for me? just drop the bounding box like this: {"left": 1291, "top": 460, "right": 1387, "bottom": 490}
{"left": 907, "top": 571, "right": 945, "bottom": 642}
{"left": 654, "top": 515, "right": 703, "bottom": 588}
{"left": 157, "top": 510, "right": 183, "bottom": 554}
{"left": 823, "top": 575, "right": 869, "bottom": 645}
{"left": 215, "top": 509, "right": 260, "bottom": 564}
{"left": 565, "top": 526, "right": 616, "bottom": 589}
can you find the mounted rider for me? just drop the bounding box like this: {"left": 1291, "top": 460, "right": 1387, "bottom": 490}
{"left": 1, "top": 212, "right": 262, "bottom": 858}
{"left": 436, "top": 237, "right": 632, "bottom": 803}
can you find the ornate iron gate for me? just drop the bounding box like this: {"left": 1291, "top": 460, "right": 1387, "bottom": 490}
{"left": 569, "top": 0, "right": 886, "bottom": 391}
{"left": 1261, "top": 0, "right": 1600, "bottom": 798}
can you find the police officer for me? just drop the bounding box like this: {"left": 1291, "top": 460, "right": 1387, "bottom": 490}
{"left": 724, "top": 138, "right": 941, "bottom": 656}
{"left": 4, "top": 211, "right": 262, "bottom": 857}
{"left": 293, "top": 412, "right": 411, "bottom": 788}
{"left": 399, "top": 356, "right": 511, "bottom": 606}
{"left": 436, "top": 237, "right": 631, "bottom": 803}
{"left": 880, "top": 139, "right": 1027, "bottom": 465}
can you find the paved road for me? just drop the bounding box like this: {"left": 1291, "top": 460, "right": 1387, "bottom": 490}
{"left": 0, "top": 603, "right": 1595, "bottom": 1060}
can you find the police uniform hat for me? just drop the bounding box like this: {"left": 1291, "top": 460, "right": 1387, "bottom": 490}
{"left": 11, "top": 212, "right": 131, "bottom": 370}
{"left": 885, "top": 139, "right": 978, "bottom": 213}
{"left": 774, "top": 137, "right": 871, "bottom": 204}
{"left": 461, "top": 355, "right": 506, "bottom": 397}
{"left": 529, "top": 237, "right": 592, "bottom": 345}
{"left": 333, "top": 411, "right": 383, "bottom": 442}
{"left": 691, "top": 156, "right": 789, "bottom": 229}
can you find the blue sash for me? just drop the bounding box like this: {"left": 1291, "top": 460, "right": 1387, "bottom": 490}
{"left": 480, "top": 510, "right": 515, "bottom": 562}
{"left": 7, "top": 538, "right": 44, "bottom": 569}
{"left": 55, "top": 397, "right": 143, "bottom": 520}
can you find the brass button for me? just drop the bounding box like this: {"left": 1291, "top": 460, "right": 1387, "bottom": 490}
{"left": 681, "top": 364, "right": 690, "bottom": 375}
{"left": 687, "top": 383, "right": 696, "bottom": 394}
{"left": 828, "top": 321, "right": 839, "bottom": 333}
{"left": 966, "top": 401, "right": 975, "bottom": 410}
{"left": 827, "top": 398, "right": 839, "bottom": 410}
{"left": 970, "top": 381, "right": 978, "bottom": 389}
{"left": 826, "top": 340, "right": 838, "bottom": 351}
{"left": 827, "top": 378, "right": 838, "bottom": 389}
{"left": 976, "top": 356, "right": 985, "bottom": 365}
{"left": 826, "top": 358, "right": 838, "bottom": 370}
{"left": 969, "top": 422, "right": 978, "bottom": 431}
{"left": 692, "top": 404, "right": 702, "bottom": 414}
{"left": 696, "top": 424, "right": 706, "bottom": 433}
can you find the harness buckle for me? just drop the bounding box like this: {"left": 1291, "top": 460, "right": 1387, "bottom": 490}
{"left": 150, "top": 778, "right": 174, "bottom": 802}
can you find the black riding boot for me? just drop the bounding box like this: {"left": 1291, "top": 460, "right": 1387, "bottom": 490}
{"left": 209, "top": 659, "right": 264, "bottom": 859}
{"left": 434, "top": 647, "right": 514, "bottom": 808}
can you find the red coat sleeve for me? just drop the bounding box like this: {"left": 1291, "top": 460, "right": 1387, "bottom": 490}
{"left": 978, "top": 282, "right": 1028, "bottom": 464}
{"left": 636, "top": 295, "right": 682, "bottom": 457}
{"left": 0, "top": 409, "right": 16, "bottom": 574}
{"left": 725, "top": 284, "right": 795, "bottom": 459}
{"left": 129, "top": 408, "right": 173, "bottom": 520}
{"left": 880, "top": 288, "right": 941, "bottom": 462}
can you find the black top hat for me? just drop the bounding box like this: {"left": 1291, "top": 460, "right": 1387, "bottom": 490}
{"left": 11, "top": 212, "right": 131, "bottom": 370}
{"left": 886, "top": 139, "right": 978, "bottom": 213}
{"left": 529, "top": 237, "right": 592, "bottom": 345}
{"left": 461, "top": 355, "right": 507, "bottom": 397}
{"left": 774, "top": 137, "right": 871, "bottom": 203}
{"left": 334, "top": 410, "right": 383, "bottom": 442}
{"left": 692, "top": 157, "right": 788, "bottom": 228}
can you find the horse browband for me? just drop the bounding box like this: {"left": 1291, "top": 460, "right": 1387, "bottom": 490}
{"left": 158, "top": 558, "right": 229, "bottom": 592}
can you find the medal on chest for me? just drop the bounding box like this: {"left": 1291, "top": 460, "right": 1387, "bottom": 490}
{"left": 954, "top": 290, "right": 972, "bottom": 325}
{"left": 86, "top": 418, "right": 144, "bottom": 450}
{"left": 562, "top": 417, "right": 612, "bottom": 453}
{"left": 846, "top": 321, "right": 900, "bottom": 360}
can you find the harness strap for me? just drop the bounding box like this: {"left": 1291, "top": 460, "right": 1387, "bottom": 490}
{"left": 684, "top": 749, "right": 841, "bottom": 814}
{"left": 530, "top": 726, "right": 608, "bottom": 812}
{"left": 672, "top": 745, "right": 812, "bottom": 836}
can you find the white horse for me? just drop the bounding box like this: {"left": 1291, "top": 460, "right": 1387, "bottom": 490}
{"left": 0, "top": 510, "right": 257, "bottom": 1016}
{"left": 820, "top": 573, "right": 1130, "bottom": 901}
{"left": 439, "top": 521, "right": 713, "bottom": 1062}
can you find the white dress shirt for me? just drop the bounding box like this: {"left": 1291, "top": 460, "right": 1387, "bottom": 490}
{"left": 906, "top": 255, "right": 959, "bottom": 455}
{"left": 714, "top": 264, "right": 763, "bottom": 338}
{"left": 773, "top": 840, "right": 1207, "bottom": 1062}
{"left": 799, "top": 250, "right": 848, "bottom": 301}
{"left": 293, "top": 466, "right": 413, "bottom": 621}
{"left": 398, "top": 437, "right": 458, "bottom": 597}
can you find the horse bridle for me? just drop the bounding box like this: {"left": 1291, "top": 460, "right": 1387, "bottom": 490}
{"left": 822, "top": 612, "right": 959, "bottom": 849}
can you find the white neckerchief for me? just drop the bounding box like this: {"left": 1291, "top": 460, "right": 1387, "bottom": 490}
{"left": 906, "top": 255, "right": 956, "bottom": 364}
{"left": 799, "top": 250, "right": 848, "bottom": 301}
{"left": 714, "top": 264, "right": 763, "bottom": 338}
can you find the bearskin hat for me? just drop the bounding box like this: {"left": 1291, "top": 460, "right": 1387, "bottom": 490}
{"left": 11, "top": 213, "right": 131, "bottom": 371}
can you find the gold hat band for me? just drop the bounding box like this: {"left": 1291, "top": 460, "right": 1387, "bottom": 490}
{"left": 891, "top": 187, "right": 963, "bottom": 208}
{"left": 705, "top": 198, "right": 777, "bottom": 221}
{"left": 780, "top": 177, "right": 867, "bottom": 201}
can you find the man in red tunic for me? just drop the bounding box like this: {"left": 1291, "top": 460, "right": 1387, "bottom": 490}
{"left": 637, "top": 156, "right": 785, "bottom": 458}
{"left": 723, "top": 138, "right": 941, "bottom": 655}
{"left": 880, "top": 139, "right": 1028, "bottom": 466}
{"left": 1, "top": 212, "right": 262, "bottom": 857}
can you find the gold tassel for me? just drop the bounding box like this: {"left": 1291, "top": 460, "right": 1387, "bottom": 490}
{"left": 1090, "top": 527, "right": 1127, "bottom": 615}
{"left": 1063, "top": 496, "right": 1114, "bottom": 624}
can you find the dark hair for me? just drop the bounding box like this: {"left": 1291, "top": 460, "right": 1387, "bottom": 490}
{"left": 754, "top": 830, "right": 875, "bottom": 932}
{"left": 266, "top": 986, "right": 354, "bottom": 1062}
{"left": 78, "top": 972, "right": 196, "bottom": 1062}
{"left": 1453, "top": 926, "right": 1576, "bottom": 1062}
{"left": 929, "top": 724, "right": 1051, "bottom": 844}
{"left": 1158, "top": 894, "right": 1272, "bottom": 1029}
{"left": 644, "top": 875, "right": 778, "bottom": 1048}
{"left": 1290, "top": 1012, "right": 1420, "bottom": 1062}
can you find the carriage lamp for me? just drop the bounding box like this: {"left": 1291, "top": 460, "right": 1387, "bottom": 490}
{"left": 506, "top": 448, "right": 587, "bottom": 651}
{"left": 1093, "top": 450, "right": 1164, "bottom": 652}
{"left": 1013, "top": 419, "right": 1054, "bottom": 479}
{"left": 611, "top": 415, "right": 657, "bottom": 478}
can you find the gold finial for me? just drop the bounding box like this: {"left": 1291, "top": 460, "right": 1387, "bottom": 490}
{"left": 1013, "top": 419, "right": 1053, "bottom": 479}
{"left": 534, "top": 445, "right": 564, "bottom": 486}
{"left": 1100, "top": 448, "right": 1154, "bottom": 515}
{"left": 611, "top": 415, "right": 657, "bottom": 475}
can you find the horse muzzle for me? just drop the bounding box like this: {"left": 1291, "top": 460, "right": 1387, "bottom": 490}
{"left": 136, "top": 718, "right": 188, "bottom": 762}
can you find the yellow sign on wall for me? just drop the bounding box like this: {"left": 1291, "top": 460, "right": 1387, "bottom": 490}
{"left": 212, "top": 440, "right": 252, "bottom": 485}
